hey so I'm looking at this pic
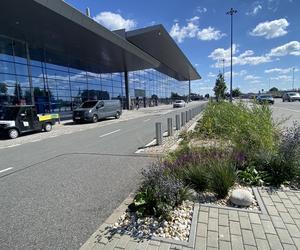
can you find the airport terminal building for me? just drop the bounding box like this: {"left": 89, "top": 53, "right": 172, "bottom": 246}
{"left": 0, "top": 0, "right": 200, "bottom": 115}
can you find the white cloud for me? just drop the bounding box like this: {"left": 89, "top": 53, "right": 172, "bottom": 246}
{"left": 169, "top": 17, "right": 225, "bottom": 43}
{"left": 250, "top": 18, "right": 289, "bottom": 39}
{"left": 93, "top": 11, "right": 136, "bottom": 31}
{"left": 270, "top": 75, "right": 292, "bottom": 81}
{"left": 265, "top": 67, "right": 298, "bottom": 74}
{"left": 208, "top": 45, "right": 271, "bottom": 67}
{"left": 197, "top": 27, "right": 226, "bottom": 41}
{"left": 246, "top": 3, "right": 263, "bottom": 16}
{"left": 244, "top": 75, "right": 261, "bottom": 81}
{"left": 196, "top": 7, "right": 207, "bottom": 14}
{"left": 268, "top": 41, "right": 300, "bottom": 56}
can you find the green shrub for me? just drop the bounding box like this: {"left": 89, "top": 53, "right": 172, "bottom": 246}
{"left": 129, "top": 162, "right": 192, "bottom": 220}
{"left": 195, "top": 101, "right": 278, "bottom": 165}
{"left": 237, "top": 165, "right": 265, "bottom": 186}
{"left": 183, "top": 165, "right": 209, "bottom": 191}
{"left": 209, "top": 161, "right": 236, "bottom": 198}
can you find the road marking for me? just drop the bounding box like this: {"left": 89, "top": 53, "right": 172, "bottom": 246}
{"left": 7, "top": 144, "right": 20, "bottom": 148}
{"left": 99, "top": 129, "right": 121, "bottom": 138}
{"left": 273, "top": 107, "right": 300, "bottom": 113}
{"left": 0, "top": 167, "right": 13, "bottom": 174}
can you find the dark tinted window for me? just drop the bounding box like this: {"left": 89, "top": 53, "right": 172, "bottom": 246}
{"left": 0, "top": 106, "right": 20, "bottom": 120}
{"left": 80, "top": 101, "right": 97, "bottom": 108}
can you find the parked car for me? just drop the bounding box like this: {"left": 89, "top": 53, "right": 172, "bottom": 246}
{"left": 73, "top": 100, "right": 122, "bottom": 123}
{"left": 0, "top": 105, "right": 58, "bottom": 139}
{"left": 282, "top": 92, "right": 300, "bottom": 102}
{"left": 173, "top": 100, "right": 186, "bottom": 108}
{"left": 256, "top": 95, "right": 274, "bottom": 105}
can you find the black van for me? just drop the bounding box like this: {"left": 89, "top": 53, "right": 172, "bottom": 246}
{"left": 73, "top": 100, "right": 122, "bottom": 123}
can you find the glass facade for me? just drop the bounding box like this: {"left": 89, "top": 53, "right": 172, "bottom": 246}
{"left": 0, "top": 35, "right": 189, "bottom": 115}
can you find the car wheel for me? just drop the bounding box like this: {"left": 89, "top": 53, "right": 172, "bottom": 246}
{"left": 44, "top": 123, "right": 52, "bottom": 132}
{"left": 115, "top": 111, "right": 121, "bottom": 119}
{"left": 8, "top": 128, "right": 19, "bottom": 139}
{"left": 92, "top": 114, "right": 98, "bottom": 123}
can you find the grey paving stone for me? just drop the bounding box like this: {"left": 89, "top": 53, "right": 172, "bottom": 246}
{"left": 198, "top": 211, "right": 209, "bottom": 224}
{"left": 249, "top": 213, "right": 261, "bottom": 224}
{"left": 125, "top": 240, "right": 140, "bottom": 250}
{"left": 256, "top": 239, "right": 270, "bottom": 250}
{"left": 274, "top": 202, "right": 288, "bottom": 212}
{"left": 103, "top": 237, "right": 119, "bottom": 250}
{"left": 230, "top": 221, "right": 242, "bottom": 236}
{"left": 267, "top": 205, "right": 280, "bottom": 216}
{"left": 295, "top": 205, "right": 300, "bottom": 213}
{"left": 241, "top": 229, "right": 256, "bottom": 246}
{"left": 91, "top": 244, "right": 105, "bottom": 250}
{"left": 261, "top": 220, "right": 277, "bottom": 234}
{"left": 271, "top": 195, "right": 283, "bottom": 203}
{"left": 252, "top": 224, "right": 267, "bottom": 239}
{"left": 282, "top": 244, "right": 297, "bottom": 250}
{"left": 285, "top": 223, "right": 300, "bottom": 237}
{"left": 208, "top": 218, "right": 219, "bottom": 232}
{"left": 219, "top": 226, "right": 230, "bottom": 242}
{"left": 272, "top": 216, "right": 287, "bottom": 229}
{"left": 259, "top": 214, "right": 271, "bottom": 221}
{"left": 219, "top": 240, "right": 232, "bottom": 250}
{"left": 292, "top": 238, "right": 300, "bottom": 249}
{"left": 280, "top": 212, "right": 295, "bottom": 224}
{"left": 293, "top": 219, "right": 300, "bottom": 228}
{"left": 244, "top": 245, "right": 257, "bottom": 250}
{"left": 158, "top": 242, "right": 171, "bottom": 250}
{"left": 287, "top": 208, "right": 300, "bottom": 219}
{"left": 277, "top": 192, "right": 289, "bottom": 200}
{"left": 231, "top": 235, "right": 244, "bottom": 250}
{"left": 229, "top": 211, "right": 239, "bottom": 222}
{"left": 207, "top": 247, "right": 218, "bottom": 250}
{"left": 240, "top": 216, "right": 251, "bottom": 230}
{"left": 195, "top": 236, "right": 206, "bottom": 250}
{"left": 207, "top": 230, "right": 218, "bottom": 248}
{"left": 276, "top": 228, "right": 294, "bottom": 245}
{"left": 263, "top": 197, "right": 274, "bottom": 206}
{"left": 283, "top": 200, "right": 295, "bottom": 209}
{"left": 219, "top": 209, "right": 229, "bottom": 215}
{"left": 146, "top": 244, "right": 159, "bottom": 250}
{"left": 289, "top": 196, "right": 300, "bottom": 205}
{"left": 219, "top": 214, "right": 229, "bottom": 226}
{"left": 149, "top": 241, "right": 160, "bottom": 246}
{"left": 209, "top": 208, "right": 219, "bottom": 219}
{"left": 200, "top": 206, "right": 209, "bottom": 212}
{"left": 135, "top": 240, "right": 149, "bottom": 250}
{"left": 238, "top": 211, "right": 248, "bottom": 217}
{"left": 266, "top": 234, "right": 283, "bottom": 250}
{"left": 170, "top": 244, "right": 182, "bottom": 250}
{"left": 114, "top": 235, "right": 131, "bottom": 249}
{"left": 197, "top": 223, "right": 208, "bottom": 237}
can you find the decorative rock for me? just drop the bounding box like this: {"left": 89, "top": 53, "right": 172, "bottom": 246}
{"left": 230, "top": 189, "right": 253, "bottom": 207}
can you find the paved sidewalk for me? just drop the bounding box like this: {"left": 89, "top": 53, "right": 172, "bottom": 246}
{"left": 81, "top": 188, "right": 300, "bottom": 250}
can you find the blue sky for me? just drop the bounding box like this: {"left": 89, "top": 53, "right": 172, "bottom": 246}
{"left": 65, "top": 0, "right": 300, "bottom": 95}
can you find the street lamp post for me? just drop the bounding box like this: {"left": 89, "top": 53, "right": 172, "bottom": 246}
{"left": 292, "top": 67, "right": 295, "bottom": 90}
{"left": 226, "top": 8, "right": 237, "bottom": 102}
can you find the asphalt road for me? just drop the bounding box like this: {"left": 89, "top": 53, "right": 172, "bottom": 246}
{"left": 271, "top": 99, "right": 300, "bottom": 127}
{"left": 0, "top": 102, "right": 206, "bottom": 250}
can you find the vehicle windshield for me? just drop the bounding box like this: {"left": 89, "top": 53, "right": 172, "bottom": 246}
{"left": 260, "top": 95, "right": 272, "bottom": 98}
{"left": 175, "top": 100, "right": 184, "bottom": 103}
{"left": 0, "top": 106, "right": 20, "bottom": 120}
{"left": 288, "top": 92, "right": 298, "bottom": 96}
{"left": 80, "top": 101, "right": 98, "bottom": 108}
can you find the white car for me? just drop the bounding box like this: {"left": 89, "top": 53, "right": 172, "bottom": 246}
{"left": 173, "top": 100, "right": 186, "bottom": 108}
{"left": 282, "top": 92, "right": 300, "bottom": 102}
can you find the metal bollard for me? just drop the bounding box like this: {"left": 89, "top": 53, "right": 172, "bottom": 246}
{"left": 167, "top": 118, "right": 173, "bottom": 136}
{"left": 155, "top": 122, "right": 162, "bottom": 145}
{"left": 181, "top": 112, "right": 185, "bottom": 126}
{"left": 186, "top": 111, "right": 189, "bottom": 122}
{"left": 175, "top": 114, "right": 180, "bottom": 130}
{"left": 189, "top": 110, "right": 192, "bottom": 120}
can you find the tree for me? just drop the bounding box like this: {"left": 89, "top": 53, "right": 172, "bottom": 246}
{"left": 269, "top": 87, "right": 279, "bottom": 92}
{"left": 0, "top": 82, "right": 8, "bottom": 94}
{"left": 213, "top": 73, "right": 227, "bottom": 101}
{"left": 232, "top": 88, "right": 242, "bottom": 97}
{"left": 14, "top": 83, "right": 22, "bottom": 100}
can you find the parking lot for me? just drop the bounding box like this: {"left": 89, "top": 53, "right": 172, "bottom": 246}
{"left": 271, "top": 99, "right": 300, "bottom": 127}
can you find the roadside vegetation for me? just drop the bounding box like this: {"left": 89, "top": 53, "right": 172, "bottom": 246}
{"left": 129, "top": 100, "right": 300, "bottom": 221}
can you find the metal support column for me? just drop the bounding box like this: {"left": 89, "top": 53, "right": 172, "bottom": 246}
{"left": 124, "top": 71, "right": 130, "bottom": 109}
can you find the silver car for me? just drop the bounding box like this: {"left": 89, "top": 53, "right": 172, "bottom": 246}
{"left": 173, "top": 100, "right": 186, "bottom": 108}
{"left": 282, "top": 92, "right": 300, "bottom": 102}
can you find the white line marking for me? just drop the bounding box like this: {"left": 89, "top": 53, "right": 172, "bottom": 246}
{"left": 145, "top": 139, "right": 157, "bottom": 147}
{"left": 7, "top": 144, "right": 20, "bottom": 148}
{"left": 99, "top": 129, "right": 121, "bottom": 138}
{"left": 135, "top": 148, "right": 145, "bottom": 154}
{"left": 0, "top": 167, "right": 13, "bottom": 174}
